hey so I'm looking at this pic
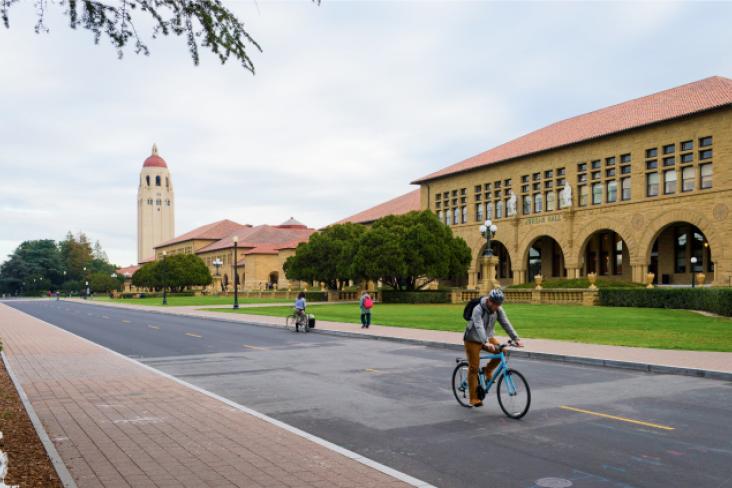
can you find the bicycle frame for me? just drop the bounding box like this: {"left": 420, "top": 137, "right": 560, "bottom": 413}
{"left": 477, "top": 352, "right": 519, "bottom": 395}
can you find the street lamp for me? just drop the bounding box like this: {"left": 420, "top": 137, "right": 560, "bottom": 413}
{"left": 480, "top": 219, "right": 498, "bottom": 257}
{"left": 691, "top": 256, "right": 698, "bottom": 288}
{"left": 213, "top": 258, "right": 222, "bottom": 276}
{"left": 232, "top": 235, "right": 239, "bottom": 309}
{"left": 82, "top": 266, "right": 88, "bottom": 299}
{"left": 161, "top": 251, "right": 168, "bottom": 305}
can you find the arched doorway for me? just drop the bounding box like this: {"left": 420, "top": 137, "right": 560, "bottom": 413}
{"left": 476, "top": 241, "right": 513, "bottom": 282}
{"left": 648, "top": 223, "right": 713, "bottom": 285}
{"left": 223, "top": 274, "right": 229, "bottom": 291}
{"left": 269, "top": 272, "right": 279, "bottom": 289}
{"left": 581, "top": 230, "right": 630, "bottom": 280}
{"left": 525, "top": 236, "right": 565, "bottom": 282}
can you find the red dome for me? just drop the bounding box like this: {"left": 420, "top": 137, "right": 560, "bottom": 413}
{"left": 143, "top": 155, "right": 167, "bottom": 168}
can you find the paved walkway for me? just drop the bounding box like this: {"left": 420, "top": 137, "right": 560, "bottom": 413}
{"left": 71, "top": 298, "right": 732, "bottom": 376}
{"left": 0, "top": 304, "right": 419, "bottom": 488}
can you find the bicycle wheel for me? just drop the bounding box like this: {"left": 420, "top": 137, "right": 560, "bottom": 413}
{"left": 452, "top": 362, "right": 472, "bottom": 408}
{"left": 285, "top": 315, "right": 298, "bottom": 332}
{"left": 496, "top": 369, "right": 531, "bottom": 419}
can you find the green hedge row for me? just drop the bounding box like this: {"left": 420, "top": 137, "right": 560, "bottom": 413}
{"left": 380, "top": 290, "right": 452, "bottom": 304}
{"left": 305, "top": 291, "right": 328, "bottom": 302}
{"left": 599, "top": 288, "right": 732, "bottom": 316}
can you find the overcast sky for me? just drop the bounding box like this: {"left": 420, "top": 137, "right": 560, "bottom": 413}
{"left": 1, "top": 1, "right": 731, "bottom": 267}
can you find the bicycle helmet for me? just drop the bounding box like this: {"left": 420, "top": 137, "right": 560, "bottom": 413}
{"left": 487, "top": 288, "right": 505, "bottom": 305}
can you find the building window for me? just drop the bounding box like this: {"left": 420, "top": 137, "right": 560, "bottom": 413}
{"left": 504, "top": 179, "right": 512, "bottom": 187}
{"left": 557, "top": 178, "right": 566, "bottom": 186}
{"left": 533, "top": 182, "right": 541, "bottom": 191}
{"left": 145, "top": 175, "right": 150, "bottom": 186}
{"left": 578, "top": 174, "right": 587, "bottom": 183}
{"left": 166, "top": 177, "right": 169, "bottom": 188}
{"left": 663, "top": 144, "right": 675, "bottom": 154}
{"left": 606, "top": 168, "right": 616, "bottom": 178}
{"left": 592, "top": 182, "right": 602, "bottom": 205}
{"left": 496, "top": 200, "right": 504, "bottom": 219}
{"left": 591, "top": 160, "right": 601, "bottom": 169}
{"left": 681, "top": 140, "right": 693, "bottom": 151}
{"left": 681, "top": 166, "right": 695, "bottom": 192}
{"left": 577, "top": 162, "right": 587, "bottom": 173}
{"left": 453, "top": 207, "right": 460, "bottom": 225}
{"left": 445, "top": 210, "right": 451, "bottom": 225}
{"left": 476, "top": 204, "right": 483, "bottom": 222}
{"left": 621, "top": 165, "right": 631, "bottom": 175}
{"left": 591, "top": 171, "right": 601, "bottom": 180}
{"left": 486, "top": 202, "right": 493, "bottom": 219}
{"left": 675, "top": 230, "right": 687, "bottom": 273}
{"left": 699, "top": 136, "right": 712, "bottom": 147}
{"left": 155, "top": 175, "right": 161, "bottom": 186}
{"left": 521, "top": 175, "right": 529, "bottom": 183}
{"left": 147, "top": 198, "right": 153, "bottom": 205}
{"left": 521, "top": 185, "right": 529, "bottom": 193}
{"left": 664, "top": 169, "right": 677, "bottom": 194}
{"left": 646, "top": 160, "right": 658, "bottom": 170}
{"left": 646, "top": 172, "right": 659, "bottom": 196}
{"left": 680, "top": 153, "right": 693, "bottom": 163}
{"left": 545, "top": 180, "right": 553, "bottom": 188}
{"left": 579, "top": 185, "right": 588, "bottom": 207}
{"left": 494, "top": 181, "right": 502, "bottom": 189}
{"left": 460, "top": 188, "right": 467, "bottom": 195}
{"left": 166, "top": 199, "right": 170, "bottom": 206}
{"left": 532, "top": 173, "right": 540, "bottom": 181}
{"left": 700, "top": 164, "right": 712, "bottom": 189}
{"left": 544, "top": 170, "right": 553, "bottom": 179}
{"left": 621, "top": 177, "right": 631, "bottom": 201}
{"left": 663, "top": 156, "right": 675, "bottom": 167}
{"left": 474, "top": 185, "right": 481, "bottom": 194}
{"left": 620, "top": 154, "right": 631, "bottom": 164}
{"left": 533, "top": 193, "right": 542, "bottom": 213}
{"left": 546, "top": 191, "right": 555, "bottom": 211}
{"left": 607, "top": 180, "right": 617, "bottom": 203}
{"left": 606, "top": 156, "right": 616, "bottom": 166}
{"left": 461, "top": 206, "right": 468, "bottom": 224}
{"left": 155, "top": 199, "right": 162, "bottom": 205}
{"left": 699, "top": 149, "right": 713, "bottom": 160}
{"left": 484, "top": 183, "right": 491, "bottom": 191}
{"left": 523, "top": 195, "right": 531, "bottom": 215}
{"left": 614, "top": 239, "right": 623, "bottom": 276}
{"left": 646, "top": 148, "right": 658, "bottom": 158}
{"left": 437, "top": 210, "right": 442, "bottom": 222}
{"left": 557, "top": 167, "right": 566, "bottom": 176}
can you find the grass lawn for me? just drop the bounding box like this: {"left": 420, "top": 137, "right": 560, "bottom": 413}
{"left": 207, "top": 303, "right": 732, "bottom": 352}
{"left": 93, "top": 295, "right": 289, "bottom": 307}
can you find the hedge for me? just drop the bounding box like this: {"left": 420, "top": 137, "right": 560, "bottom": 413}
{"left": 599, "top": 288, "right": 732, "bottom": 316}
{"left": 380, "top": 290, "right": 452, "bottom": 304}
{"left": 305, "top": 291, "right": 328, "bottom": 302}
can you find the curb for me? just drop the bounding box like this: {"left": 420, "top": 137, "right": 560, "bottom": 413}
{"left": 1, "top": 351, "right": 78, "bottom": 488}
{"left": 64, "top": 300, "right": 732, "bottom": 382}
{"left": 6, "top": 306, "right": 437, "bottom": 488}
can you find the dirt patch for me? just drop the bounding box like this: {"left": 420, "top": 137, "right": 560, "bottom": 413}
{"left": 0, "top": 355, "right": 63, "bottom": 487}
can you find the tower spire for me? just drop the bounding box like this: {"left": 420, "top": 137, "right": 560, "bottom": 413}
{"left": 152, "top": 143, "right": 158, "bottom": 156}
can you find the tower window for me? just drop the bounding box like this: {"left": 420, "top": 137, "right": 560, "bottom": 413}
{"left": 155, "top": 176, "right": 161, "bottom": 186}
{"left": 166, "top": 177, "right": 169, "bottom": 188}
{"left": 146, "top": 175, "right": 150, "bottom": 186}
{"left": 156, "top": 199, "right": 162, "bottom": 206}
{"left": 147, "top": 198, "right": 153, "bottom": 205}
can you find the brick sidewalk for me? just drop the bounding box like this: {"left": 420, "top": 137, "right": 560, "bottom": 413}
{"left": 0, "top": 304, "right": 420, "bottom": 488}
{"left": 72, "top": 298, "right": 732, "bottom": 376}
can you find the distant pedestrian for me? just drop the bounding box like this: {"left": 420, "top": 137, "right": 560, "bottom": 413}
{"left": 359, "top": 291, "right": 373, "bottom": 329}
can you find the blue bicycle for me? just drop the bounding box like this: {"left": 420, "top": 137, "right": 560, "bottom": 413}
{"left": 452, "top": 341, "right": 531, "bottom": 419}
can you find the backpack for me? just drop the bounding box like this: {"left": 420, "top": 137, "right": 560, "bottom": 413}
{"left": 363, "top": 296, "right": 373, "bottom": 309}
{"left": 462, "top": 297, "right": 482, "bottom": 321}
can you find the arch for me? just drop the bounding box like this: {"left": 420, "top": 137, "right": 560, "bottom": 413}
{"left": 269, "top": 271, "right": 279, "bottom": 286}
{"left": 518, "top": 225, "right": 570, "bottom": 270}
{"left": 146, "top": 175, "right": 150, "bottom": 186}
{"left": 477, "top": 240, "right": 513, "bottom": 280}
{"left": 155, "top": 175, "right": 161, "bottom": 186}
{"left": 639, "top": 208, "right": 723, "bottom": 265}
{"left": 223, "top": 274, "right": 229, "bottom": 289}
{"left": 571, "top": 217, "right": 638, "bottom": 269}
{"left": 522, "top": 235, "right": 567, "bottom": 281}
{"left": 646, "top": 222, "right": 715, "bottom": 285}
{"left": 578, "top": 229, "right": 631, "bottom": 279}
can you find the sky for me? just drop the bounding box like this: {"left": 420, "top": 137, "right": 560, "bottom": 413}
{"left": 1, "top": 1, "right": 732, "bottom": 267}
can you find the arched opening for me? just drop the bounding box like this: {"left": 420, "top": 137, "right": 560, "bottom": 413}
{"left": 223, "top": 274, "right": 229, "bottom": 291}
{"left": 155, "top": 175, "right": 161, "bottom": 186}
{"left": 526, "top": 236, "right": 565, "bottom": 282}
{"left": 146, "top": 175, "right": 150, "bottom": 186}
{"left": 581, "top": 230, "right": 630, "bottom": 280}
{"left": 476, "top": 241, "right": 513, "bottom": 282}
{"left": 648, "top": 223, "right": 713, "bottom": 285}
{"left": 269, "top": 271, "right": 279, "bottom": 289}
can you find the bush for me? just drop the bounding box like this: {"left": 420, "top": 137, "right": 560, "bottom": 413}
{"left": 599, "top": 288, "right": 732, "bottom": 316}
{"left": 380, "top": 290, "right": 452, "bottom": 304}
{"left": 305, "top": 291, "right": 327, "bottom": 302}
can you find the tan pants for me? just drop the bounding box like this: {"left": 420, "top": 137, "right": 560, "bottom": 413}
{"left": 464, "top": 337, "right": 501, "bottom": 405}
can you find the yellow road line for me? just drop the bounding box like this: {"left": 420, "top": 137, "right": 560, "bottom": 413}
{"left": 365, "top": 368, "right": 379, "bottom": 373}
{"left": 121, "top": 320, "right": 131, "bottom": 324}
{"left": 147, "top": 325, "right": 160, "bottom": 330}
{"left": 185, "top": 332, "right": 203, "bottom": 338}
{"left": 560, "top": 406, "right": 675, "bottom": 431}
{"left": 242, "top": 344, "right": 268, "bottom": 351}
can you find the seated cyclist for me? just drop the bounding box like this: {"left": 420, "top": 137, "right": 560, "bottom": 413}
{"left": 294, "top": 291, "right": 307, "bottom": 325}
{"left": 463, "top": 288, "right": 524, "bottom": 408}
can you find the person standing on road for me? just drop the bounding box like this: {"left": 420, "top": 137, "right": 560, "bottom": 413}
{"left": 463, "top": 288, "right": 524, "bottom": 407}
{"left": 359, "top": 291, "right": 373, "bottom": 328}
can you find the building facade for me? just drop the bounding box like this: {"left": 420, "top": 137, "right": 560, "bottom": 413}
{"left": 412, "top": 76, "right": 732, "bottom": 287}
{"left": 137, "top": 144, "right": 175, "bottom": 263}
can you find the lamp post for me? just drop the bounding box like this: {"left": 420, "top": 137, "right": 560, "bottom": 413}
{"left": 82, "top": 266, "right": 88, "bottom": 299}
{"left": 691, "top": 256, "right": 698, "bottom": 288}
{"left": 479, "top": 219, "right": 498, "bottom": 257}
{"left": 161, "top": 251, "right": 168, "bottom": 305}
{"left": 110, "top": 273, "right": 117, "bottom": 297}
{"left": 232, "top": 236, "right": 239, "bottom": 309}
{"left": 213, "top": 258, "right": 222, "bottom": 276}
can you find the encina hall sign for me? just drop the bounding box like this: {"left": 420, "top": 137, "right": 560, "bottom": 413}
{"left": 526, "top": 214, "right": 562, "bottom": 225}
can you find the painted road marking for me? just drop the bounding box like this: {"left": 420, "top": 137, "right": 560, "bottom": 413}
{"left": 185, "top": 332, "right": 203, "bottom": 338}
{"left": 560, "top": 406, "right": 675, "bottom": 431}
{"left": 242, "top": 344, "right": 268, "bottom": 351}
{"left": 147, "top": 325, "right": 160, "bottom": 330}
{"left": 366, "top": 368, "right": 379, "bottom": 373}
{"left": 102, "top": 315, "right": 110, "bottom": 319}
{"left": 121, "top": 320, "right": 131, "bottom": 324}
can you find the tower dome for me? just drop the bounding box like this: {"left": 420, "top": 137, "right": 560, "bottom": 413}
{"left": 143, "top": 144, "right": 168, "bottom": 168}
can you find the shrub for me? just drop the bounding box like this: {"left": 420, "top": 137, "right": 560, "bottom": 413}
{"left": 599, "top": 288, "right": 732, "bottom": 316}
{"left": 380, "top": 290, "right": 452, "bottom": 304}
{"left": 305, "top": 291, "right": 327, "bottom": 302}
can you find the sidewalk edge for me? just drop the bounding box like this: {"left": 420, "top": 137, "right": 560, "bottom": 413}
{"left": 1, "top": 351, "right": 79, "bottom": 488}
{"left": 9, "top": 306, "right": 438, "bottom": 488}
{"left": 66, "top": 300, "right": 732, "bottom": 381}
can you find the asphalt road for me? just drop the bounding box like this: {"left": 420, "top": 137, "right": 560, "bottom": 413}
{"left": 7, "top": 300, "right": 732, "bottom": 488}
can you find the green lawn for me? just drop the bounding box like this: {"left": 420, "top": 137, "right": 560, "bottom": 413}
{"left": 93, "top": 296, "right": 289, "bottom": 307}
{"left": 207, "top": 303, "right": 732, "bottom": 352}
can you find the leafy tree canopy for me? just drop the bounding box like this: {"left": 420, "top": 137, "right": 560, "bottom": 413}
{"left": 132, "top": 253, "right": 212, "bottom": 291}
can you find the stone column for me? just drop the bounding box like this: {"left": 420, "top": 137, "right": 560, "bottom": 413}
{"left": 566, "top": 267, "right": 581, "bottom": 279}
{"left": 480, "top": 255, "right": 501, "bottom": 293}
{"left": 630, "top": 263, "right": 647, "bottom": 284}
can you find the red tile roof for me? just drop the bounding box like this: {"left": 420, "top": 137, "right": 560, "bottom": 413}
{"left": 197, "top": 224, "right": 315, "bottom": 254}
{"left": 116, "top": 265, "right": 141, "bottom": 277}
{"left": 413, "top": 76, "right": 732, "bottom": 183}
{"left": 155, "top": 219, "right": 250, "bottom": 249}
{"left": 334, "top": 189, "right": 421, "bottom": 225}
{"left": 143, "top": 144, "right": 168, "bottom": 168}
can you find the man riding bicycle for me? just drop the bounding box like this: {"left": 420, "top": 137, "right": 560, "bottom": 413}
{"left": 294, "top": 291, "right": 307, "bottom": 326}
{"left": 463, "top": 288, "right": 524, "bottom": 407}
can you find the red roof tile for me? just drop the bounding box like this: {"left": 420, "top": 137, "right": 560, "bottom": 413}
{"left": 334, "top": 189, "right": 421, "bottom": 225}
{"left": 155, "top": 219, "right": 250, "bottom": 249}
{"left": 413, "top": 76, "right": 732, "bottom": 183}
{"left": 197, "top": 224, "right": 316, "bottom": 254}
{"left": 116, "top": 265, "right": 141, "bottom": 277}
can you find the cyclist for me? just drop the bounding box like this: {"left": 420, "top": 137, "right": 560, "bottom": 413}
{"left": 463, "top": 288, "right": 523, "bottom": 407}
{"left": 294, "top": 291, "right": 307, "bottom": 327}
